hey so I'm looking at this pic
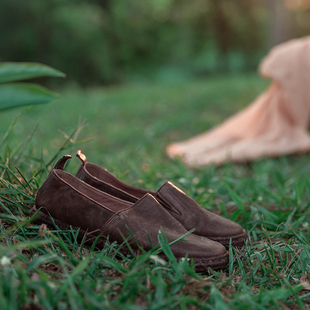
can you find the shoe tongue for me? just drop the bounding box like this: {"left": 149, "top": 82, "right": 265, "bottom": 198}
{"left": 54, "top": 155, "right": 72, "bottom": 170}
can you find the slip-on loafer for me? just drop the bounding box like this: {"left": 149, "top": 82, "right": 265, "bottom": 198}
{"left": 34, "top": 155, "right": 229, "bottom": 271}
{"left": 76, "top": 150, "right": 247, "bottom": 247}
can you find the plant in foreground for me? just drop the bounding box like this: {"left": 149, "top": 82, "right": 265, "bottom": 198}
{"left": 0, "top": 62, "right": 65, "bottom": 112}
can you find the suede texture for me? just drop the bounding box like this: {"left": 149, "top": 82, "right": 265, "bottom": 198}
{"left": 155, "top": 181, "right": 244, "bottom": 240}
{"left": 36, "top": 170, "right": 116, "bottom": 234}
{"left": 101, "top": 194, "right": 228, "bottom": 259}
{"left": 76, "top": 154, "right": 247, "bottom": 246}
{"left": 35, "top": 155, "right": 229, "bottom": 269}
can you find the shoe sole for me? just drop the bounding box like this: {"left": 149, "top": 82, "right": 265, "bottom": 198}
{"left": 30, "top": 207, "right": 229, "bottom": 271}
{"left": 208, "top": 230, "right": 248, "bottom": 247}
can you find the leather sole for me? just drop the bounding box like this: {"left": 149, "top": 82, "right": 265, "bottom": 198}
{"left": 30, "top": 206, "right": 229, "bottom": 271}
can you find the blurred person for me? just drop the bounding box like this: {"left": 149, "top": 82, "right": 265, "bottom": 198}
{"left": 167, "top": 36, "right": 310, "bottom": 166}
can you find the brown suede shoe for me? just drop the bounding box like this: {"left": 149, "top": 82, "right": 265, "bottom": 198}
{"left": 76, "top": 150, "right": 247, "bottom": 247}
{"left": 34, "top": 155, "right": 229, "bottom": 271}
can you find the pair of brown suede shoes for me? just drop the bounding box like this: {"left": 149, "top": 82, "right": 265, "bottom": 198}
{"left": 34, "top": 150, "right": 247, "bottom": 271}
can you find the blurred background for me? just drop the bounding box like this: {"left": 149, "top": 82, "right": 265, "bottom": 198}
{"left": 1, "top": 0, "right": 310, "bottom": 86}
{"left": 0, "top": 0, "right": 310, "bottom": 174}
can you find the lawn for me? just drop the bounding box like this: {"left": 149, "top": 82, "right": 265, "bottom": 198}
{"left": 1, "top": 73, "right": 310, "bottom": 309}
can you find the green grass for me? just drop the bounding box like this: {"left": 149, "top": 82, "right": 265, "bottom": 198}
{"left": 0, "top": 73, "right": 269, "bottom": 168}
{"left": 1, "top": 73, "right": 310, "bottom": 309}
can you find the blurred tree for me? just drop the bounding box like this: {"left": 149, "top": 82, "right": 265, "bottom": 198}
{"left": 210, "top": 0, "right": 231, "bottom": 71}
{"left": 0, "top": 0, "right": 308, "bottom": 85}
{"left": 268, "top": 0, "right": 296, "bottom": 45}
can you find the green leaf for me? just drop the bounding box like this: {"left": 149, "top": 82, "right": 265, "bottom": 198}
{"left": 0, "top": 62, "right": 65, "bottom": 84}
{"left": 0, "top": 83, "right": 59, "bottom": 111}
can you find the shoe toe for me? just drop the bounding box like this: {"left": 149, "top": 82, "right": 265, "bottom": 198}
{"left": 207, "top": 215, "right": 247, "bottom": 245}
{"left": 191, "top": 211, "right": 247, "bottom": 246}
{"left": 182, "top": 236, "right": 229, "bottom": 270}
{"left": 169, "top": 233, "right": 228, "bottom": 269}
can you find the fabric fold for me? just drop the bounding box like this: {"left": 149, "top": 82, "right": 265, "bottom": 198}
{"left": 167, "top": 36, "right": 310, "bottom": 166}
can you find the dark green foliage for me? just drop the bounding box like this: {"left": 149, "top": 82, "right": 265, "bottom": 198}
{"left": 0, "top": 0, "right": 273, "bottom": 85}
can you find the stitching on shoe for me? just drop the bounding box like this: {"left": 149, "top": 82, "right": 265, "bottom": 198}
{"left": 100, "top": 213, "right": 151, "bottom": 244}
{"left": 52, "top": 169, "right": 132, "bottom": 212}
{"left": 54, "top": 169, "right": 133, "bottom": 205}
{"left": 82, "top": 163, "right": 138, "bottom": 201}
{"left": 100, "top": 213, "right": 120, "bottom": 236}
{"left": 85, "top": 162, "right": 155, "bottom": 197}
{"left": 207, "top": 230, "right": 247, "bottom": 241}
{"left": 33, "top": 207, "right": 228, "bottom": 269}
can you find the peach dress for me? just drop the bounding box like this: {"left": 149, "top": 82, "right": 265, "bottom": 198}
{"left": 166, "top": 36, "right": 310, "bottom": 166}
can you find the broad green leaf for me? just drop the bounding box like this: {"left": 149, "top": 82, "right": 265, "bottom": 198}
{"left": 0, "top": 83, "right": 59, "bottom": 111}
{"left": 0, "top": 62, "right": 65, "bottom": 84}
